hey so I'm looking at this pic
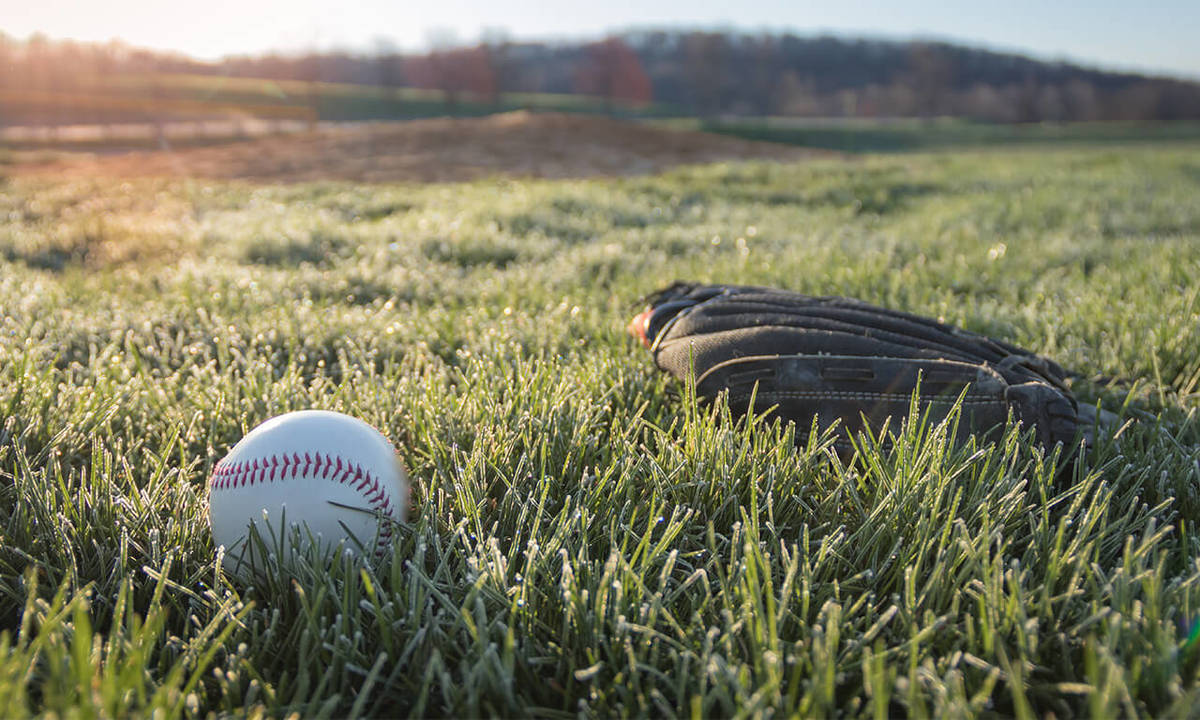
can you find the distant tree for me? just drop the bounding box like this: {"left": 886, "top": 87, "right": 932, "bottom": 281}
{"left": 419, "top": 46, "right": 496, "bottom": 111}
{"left": 372, "top": 37, "right": 405, "bottom": 121}
{"left": 774, "top": 71, "right": 820, "bottom": 116}
{"left": 1014, "top": 75, "right": 1041, "bottom": 123}
{"left": 1112, "top": 82, "right": 1166, "bottom": 122}
{"left": 424, "top": 50, "right": 459, "bottom": 110}
{"left": 423, "top": 28, "right": 470, "bottom": 111}
{"left": 371, "top": 38, "right": 404, "bottom": 89}
{"left": 885, "top": 81, "right": 919, "bottom": 117}
{"left": 683, "top": 32, "right": 730, "bottom": 116}
{"left": 1140, "top": 79, "right": 1200, "bottom": 121}
{"left": 1063, "top": 80, "right": 1100, "bottom": 121}
{"left": 1036, "top": 84, "right": 1066, "bottom": 122}
{"left": 0, "top": 31, "right": 13, "bottom": 92}
{"left": 743, "top": 34, "right": 779, "bottom": 116}
{"left": 6, "top": 29, "right": 1200, "bottom": 127}
{"left": 574, "top": 37, "right": 652, "bottom": 112}
{"left": 26, "top": 33, "right": 50, "bottom": 90}
{"left": 480, "top": 27, "right": 515, "bottom": 107}
{"left": 907, "top": 43, "right": 953, "bottom": 118}
{"left": 0, "top": 33, "right": 11, "bottom": 127}
{"left": 962, "top": 83, "right": 1012, "bottom": 122}
{"left": 297, "top": 50, "right": 321, "bottom": 129}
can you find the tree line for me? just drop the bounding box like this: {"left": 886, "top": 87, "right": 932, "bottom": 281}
{"left": 3, "top": 29, "right": 1199, "bottom": 124}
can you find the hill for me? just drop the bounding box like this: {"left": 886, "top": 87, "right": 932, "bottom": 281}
{"left": 3, "top": 31, "right": 1199, "bottom": 126}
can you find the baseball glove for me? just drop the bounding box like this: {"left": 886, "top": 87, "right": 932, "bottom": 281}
{"left": 630, "top": 282, "right": 1091, "bottom": 453}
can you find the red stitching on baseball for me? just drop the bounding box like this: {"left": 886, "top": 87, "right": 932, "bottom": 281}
{"left": 210, "top": 451, "right": 401, "bottom": 559}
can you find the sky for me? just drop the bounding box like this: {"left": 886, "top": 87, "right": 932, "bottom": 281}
{"left": 2, "top": 0, "right": 1198, "bottom": 80}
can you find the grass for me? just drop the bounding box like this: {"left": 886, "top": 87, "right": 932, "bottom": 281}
{"left": 1, "top": 143, "right": 1199, "bottom": 716}
{"left": 685, "top": 117, "right": 1200, "bottom": 153}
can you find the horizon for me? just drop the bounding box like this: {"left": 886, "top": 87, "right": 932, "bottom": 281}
{"left": 1, "top": 1, "right": 1198, "bottom": 82}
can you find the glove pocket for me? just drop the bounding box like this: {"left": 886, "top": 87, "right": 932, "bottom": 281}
{"left": 695, "top": 354, "right": 1017, "bottom": 449}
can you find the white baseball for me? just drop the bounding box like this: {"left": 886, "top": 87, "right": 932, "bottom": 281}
{"left": 208, "top": 410, "right": 408, "bottom": 572}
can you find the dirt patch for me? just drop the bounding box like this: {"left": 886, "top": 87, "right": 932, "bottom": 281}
{"left": 10, "top": 112, "right": 822, "bottom": 183}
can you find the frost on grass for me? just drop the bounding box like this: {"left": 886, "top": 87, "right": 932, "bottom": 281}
{"left": 1, "top": 146, "right": 1199, "bottom": 717}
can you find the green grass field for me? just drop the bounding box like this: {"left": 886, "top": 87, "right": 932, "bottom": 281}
{"left": 688, "top": 117, "right": 1200, "bottom": 153}
{"left": 2, "top": 142, "right": 1199, "bottom": 717}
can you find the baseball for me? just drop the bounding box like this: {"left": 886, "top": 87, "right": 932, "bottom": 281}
{"left": 208, "top": 410, "right": 408, "bottom": 572}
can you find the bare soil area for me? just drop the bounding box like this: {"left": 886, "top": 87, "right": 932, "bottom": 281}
{"left": 9, "top": 112, "right": 820, "bottom": 183}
